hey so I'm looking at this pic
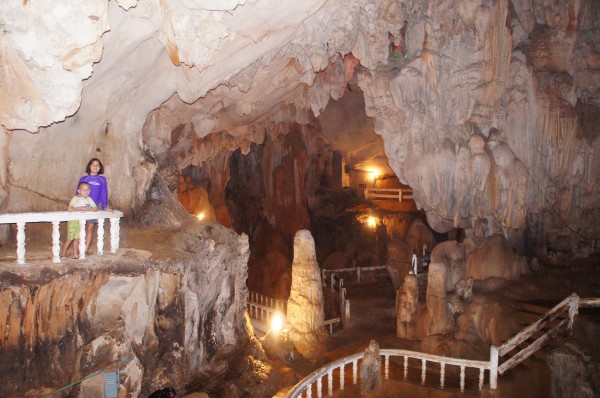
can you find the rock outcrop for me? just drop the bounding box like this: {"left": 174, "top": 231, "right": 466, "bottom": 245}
{"left": 0, "top": 0, "right": 597, "bottom": 255}
{"left": 0, "top": 221, "right": 250, "bottom": 397}
{"left": 286, "top": 229, "right": 326, "bottom": 359}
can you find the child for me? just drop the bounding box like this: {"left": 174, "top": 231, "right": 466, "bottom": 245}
{"left": 60, "top": 182, "right": 98, "bottom": 259}
{"left": 78, "top": 158, "right": 110, "bottom": 254}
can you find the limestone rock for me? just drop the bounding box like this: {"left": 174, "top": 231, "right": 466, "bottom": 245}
{"left": 396, "top": 274, "right": 418, "bottom": 339}
{"left": 465, "top": 234, "right": 523, "bottom": 282}
{"left": 360, "top": 340, "right": 382, "bottom": 397}
{"left": 424, "top": 262, "right": 455, "bottom": 335}
{"left": 0, "top": 222, "right": 250, "bottom": 397}
{"left": 385, "top": 238, "right": 411, "bottom": 291}
{"left": 286, "top": 230, "right": 326, "bottom": 359}
{"left": 431, "top": 240, "right": 467, "bottom": 291}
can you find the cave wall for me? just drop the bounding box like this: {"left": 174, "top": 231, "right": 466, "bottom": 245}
{"left": 0, "top": 0, "right": 598, "bottom": 253}
{"left": 0, "top": 221, "right": 250, "bottom": 396}
{"left": 357, "top": 0, "right": 600, "bottom": 251}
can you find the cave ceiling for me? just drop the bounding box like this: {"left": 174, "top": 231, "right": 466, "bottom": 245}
{"left": 1, "top": 0, "right": 599, "bottom": 244}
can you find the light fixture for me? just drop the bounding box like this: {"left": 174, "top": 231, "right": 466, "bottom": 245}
{"left": 270, "top": 312, "right": 285, "bottom": 334}
{"left": 367, "top": 216, "right": 378, "bottom": 229}
{"left": 196, "top": 212, "right": 205, "bottom": 221}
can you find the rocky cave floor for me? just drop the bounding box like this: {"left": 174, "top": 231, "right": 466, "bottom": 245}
{"left": 1, "top": 224, "right": 599, "bottom": 397}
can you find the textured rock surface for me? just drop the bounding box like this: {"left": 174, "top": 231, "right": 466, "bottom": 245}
{"left": 424, "top": 262, "right": 454, "bottom": 335}
{"left": 360, "top": 340, "right": 382, "bottom": 397}
{"left": 0, "top": 0, "right": 597, "bottom": 254}
{"left": 396, "top": 274, "right": 418, "bottom": 339}
{"left": 286, "top": 229, "right": 326, "bottom": 359}
{"left": 0, "top": 221, "right": 250, "bottom": 397}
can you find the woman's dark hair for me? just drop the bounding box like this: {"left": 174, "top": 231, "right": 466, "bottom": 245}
{"left": 86, "top": 158, "right": 104, "bottom": 175}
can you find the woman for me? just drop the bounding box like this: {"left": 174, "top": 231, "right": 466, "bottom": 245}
{"left": 77, "top": 158, "right": 110, "bottom": 254}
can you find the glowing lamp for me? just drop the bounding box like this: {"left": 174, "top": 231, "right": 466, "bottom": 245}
{"left": 196, "top": 212, "right": 205, "bottom": 221}
{"left": 270, "top": 312, "right": 285, "bottom": 333}
{"left": 367, "top": 216, "right": 378, "bottom": 229}
{"left": 369, "top": 170, "right": 380, "bottom": 181}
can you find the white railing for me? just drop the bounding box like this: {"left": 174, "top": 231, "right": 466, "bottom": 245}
{"left": 247, "top": 291, "right": 341, "bottom": 335}
{"left": 286, "top": 293, "right": 600, "bottom": 396}
{"left": 284, "top": 348, "right": 491, "bottom": 397}
{"left": 0, "top": 210, "right": 124, "bottom": 264}
{"left": 323, "top": 265, "right": 386, "bottom": 286}
{"left": 364, "top": 187, "right": 413, "bottom": 202}
{"left": 489, "top": 293, "right": 600, "bottom": 388}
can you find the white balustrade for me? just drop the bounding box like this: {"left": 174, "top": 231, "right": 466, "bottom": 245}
{"left": 283, "top": 293, "right": 600, "bottom": 398}
{"left": 284, "top": 348, "right": 491, "bottom": 397}
{"left": 0, "top": 210, "right": 124, "bottom": 264}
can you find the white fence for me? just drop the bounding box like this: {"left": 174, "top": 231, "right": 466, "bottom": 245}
{"left": 247, "top": 291, "right": 341, "bottom": 336}
{"left": 364, "top": 187, "right": 413, "bottom": 202}
{"left": 489, "top": 293, "right": 600, "bottom": 387}
{"left": 285, "top": 293, "right": 600, "bottom": 397}
{"left": 284, "top": 348, "right": 490, "bottom": 397}
{"left": 0, "top": 210, "right": 124, "bottom": 264}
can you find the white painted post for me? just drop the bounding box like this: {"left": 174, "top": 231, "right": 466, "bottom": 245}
{"left": 317, "top": 378, "right": 322, "bottom": 398}
{"left": 353, "top": 360, "right": 358, "bottom": 385}
{"left": 52, "top": 221, "right": 61, "bottom": 263}
{"left": 357, "top": 267, "right": 361, "bottom": 283}
{"left": 421, "top": 359, "right": 426, "bottom": 385}
{"left": 97, "top": 218, "right": 105, "bottom": 255}
{"left": 385, "top": 354, "right": 390, "bottom": 379}
{"left": 440, "top": 363, "right": 445, "bottom": 388}
{"left": 110, "top": 218, "right": 118, "bottom": 253}
{"left": 345, "top": 299, "right": 350, "bottom": 319}
{"left": 479, "top": 367, "right": 485, "bottom": 391}
{"left": 568, "top": 293, "right": 579, "bottom": 332}
{"left": 16, "top": 221, "right": 26, "bottom": 265}
{"left": 403, "top": 357, "right": 408, "bottom": 380}
{"left": 459, "top": 365, "right": 465, "bottom": 392}
{"left": 78, "top": 220, "right": 87, "bottom": 259}
{"left": 490, "top": 345, "right": 499, "bottom": 389}
{"left": 340, "top": 364, "right": 345, "bottom": 390}
{"left": 327, "top": 371, "right": 332, "bottom": 396}
{"left": 331, "top": 274, "right": 334, "bottom": 291}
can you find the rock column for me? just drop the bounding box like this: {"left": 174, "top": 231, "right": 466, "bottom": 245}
{"left": 287, "top": 230, "right": 326, "bottom": 359}
{"left": 396, "top": 274, "right": 418, "bottom": 339}
{"left": 425, "top": 262, "right": 455, "bottom": 335}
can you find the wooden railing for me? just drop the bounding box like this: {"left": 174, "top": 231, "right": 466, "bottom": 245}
{"left": 364, "top": 187, "right": 413, "bottom": 202}
{"left": 285, "top": 293, "right": 600, "bottom": 396}
{"left": 0, "top": 210, "right": 124, "bottom": 264}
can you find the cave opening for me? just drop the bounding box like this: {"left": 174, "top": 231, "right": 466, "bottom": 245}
{"left": 173, "top": 86, "right": 446, "bottom": 305}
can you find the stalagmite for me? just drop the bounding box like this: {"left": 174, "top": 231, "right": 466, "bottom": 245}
{"left": 286, "top": 230, "right": 326, "bottom": 359}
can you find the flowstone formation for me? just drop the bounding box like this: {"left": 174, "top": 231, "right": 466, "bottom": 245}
{"left": 0, "top": 221, "right": 250, "bottom": 397}
{"left": 0, "top": 0, "right": 597, "bottom": 257}
{"left": 286, "top": 229, "right": 326, "bottom": 359}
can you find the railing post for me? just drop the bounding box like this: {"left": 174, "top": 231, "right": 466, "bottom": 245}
{"left": 110, "top": 217, "right": 119, "bottom": 253}
{"left": 78, "top": 219, "right": 87, "bottom": 259}
{"left": 357, "top": 267, "right": 361, "bottom": 283}
{"left": 97, "top": 218, "right": 105, "bottom": 255}
{"left": 52, "top": 221, "right": 61, "bottom": 263}
{"left": 490, "top": 345, "right": 499, "bottom": 389}
{"left": 568, "top": 293, "right": 579, "bottom": 332}
{"left": 16, "top": 221, "right": 26, "bottom": 265}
